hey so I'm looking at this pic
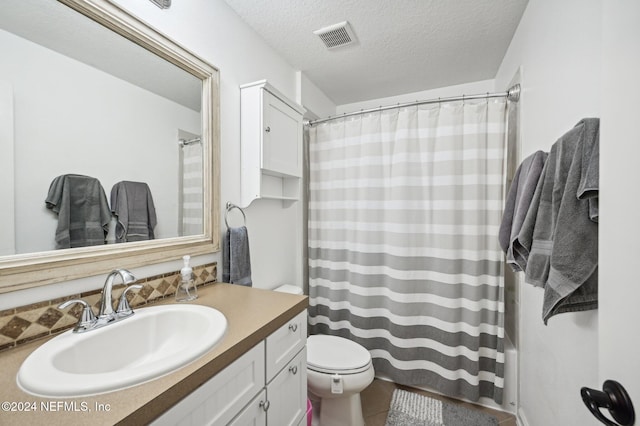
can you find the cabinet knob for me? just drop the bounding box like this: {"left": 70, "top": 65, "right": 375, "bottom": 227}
{"left": 259, "top": 400, "right": 270, "bottom": 412}
{"left": 265, "top": 126, "right": 271, "bottom": 133}
{"left": 289, "top": 365, "right": 298, "bottom": 375}
{"left": 289, "top": 323, "right": 298, "bottom": 332}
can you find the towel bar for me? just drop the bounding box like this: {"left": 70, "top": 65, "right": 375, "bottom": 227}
{"left": 225, "top": 202, "right": 246, "bottom": 228}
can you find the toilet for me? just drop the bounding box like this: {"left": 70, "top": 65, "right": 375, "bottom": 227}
{"left": 273, "top": 285, "right": 375, "bottom": 426}
{"left": 306, "top": 334, "right": 374, "bottom": 426}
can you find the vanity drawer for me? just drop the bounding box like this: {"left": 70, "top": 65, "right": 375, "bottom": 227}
{"left": 265, "top": 310, "right": 307, "bottom": 382}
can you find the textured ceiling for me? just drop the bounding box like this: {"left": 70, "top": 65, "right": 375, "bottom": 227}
{"left": 223, "top": 0, "right": 528, "bottom": 105}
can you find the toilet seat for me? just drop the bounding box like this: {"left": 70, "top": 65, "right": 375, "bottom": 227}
{"left": 307, "top": 335, "right": 372, "bottom": 375}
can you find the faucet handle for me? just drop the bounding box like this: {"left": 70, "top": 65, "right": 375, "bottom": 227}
{"left": 116, "top": 284, "right": 143, "bottom": 317}
{"left": 58, "top": 299, "right": 97, "bottom": 333}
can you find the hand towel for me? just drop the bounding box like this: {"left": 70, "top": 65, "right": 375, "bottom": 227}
{"left": 523, "top": 118, "right": 599, "bottom": 324}
{"left": 499, "top": 150, "right": 548, "bottom": 272}
{"left": 45, "top": 174, "right": 111, "bottom": 249}
{"left": 110, "top": 181, "right": 157, "bottom": 242}
{"left": 222, "top": 226, "right": 252, "bottom": 286}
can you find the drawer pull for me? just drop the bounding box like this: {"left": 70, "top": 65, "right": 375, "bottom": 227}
{"left": 265, "top": 126, "right": 271, "bottom": 133}
{"left": 288, "top": 323, "right": 298, "bottom": 332}
{"left": 289, "top": 365, "right": 298, "bottom": 375}
{"left": 259, "top": 400, "right": 270, "bottom": 412}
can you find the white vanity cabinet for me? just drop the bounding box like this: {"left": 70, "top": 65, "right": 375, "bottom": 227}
{"left": 153, "top": 310, "right": 308, "bottom": 426}
{"left": 265, "top": 348, "right": 307, "bottom": 426}
{"left": 232, "top": 348, "right": 307, "bottom": 426}
{"left": 240, "top": 80, "right": 305, "bottom": 207}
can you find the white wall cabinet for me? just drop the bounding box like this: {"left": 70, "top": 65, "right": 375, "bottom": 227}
{"left": 240, "top": 80, "right": 305, "bottom": 207}
{"left": 153, "top": 310, "right": 308, "bottom": 426}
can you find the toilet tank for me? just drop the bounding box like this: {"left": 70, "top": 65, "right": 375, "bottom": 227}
{"left": 273, "top": 284, "right": 303, "bottom": 295}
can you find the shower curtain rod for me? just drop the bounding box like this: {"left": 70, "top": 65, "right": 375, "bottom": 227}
{"left": 305, "top": 84, "right": 521, "bottom": 126}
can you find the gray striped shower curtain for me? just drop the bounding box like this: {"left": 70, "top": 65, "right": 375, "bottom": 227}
{"left": 308, "top": 99, "right": 507, "bottom": 403}
{"left": 179, "top": 143, "right": 203, "bottom": 236}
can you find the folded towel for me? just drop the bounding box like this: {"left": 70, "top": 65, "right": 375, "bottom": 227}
{"left": 110, "top": 181, "right": 157, "bottom": 243}
{"left": 499, "top": 150, "right": 548, "bottom": 272}
{"left": 577, "top": 122, "right": 600, "bottom": 222}
{"left": 45, "top": 174, "right": 111, "bottom": 249}
{"left": 222, "top": 226, "right": 252, "bottom": 286}
{"left": 523, "top": 118, "right": 599, "bottom": 324}
{"left": 509, "top": 160, "right": 545, "bottom": 283}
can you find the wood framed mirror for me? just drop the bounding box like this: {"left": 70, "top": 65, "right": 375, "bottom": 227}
{"left": 0, "top": 0, "right": 220, "bottom": 292}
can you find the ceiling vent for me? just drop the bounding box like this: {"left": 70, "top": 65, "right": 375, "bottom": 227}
{"left": 313, "top": 21, "right": 357, "bottom": 49}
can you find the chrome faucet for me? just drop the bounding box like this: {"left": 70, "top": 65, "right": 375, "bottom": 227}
{"left": 58, "top": 268, "right": 142, "bottom": 333}
{"left": 99, "top": 269, "right": 137, "bottom": 320}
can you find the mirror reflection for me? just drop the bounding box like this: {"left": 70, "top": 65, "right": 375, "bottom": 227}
{"left": 0, "top": 0, "right": 204, "bottom": 256}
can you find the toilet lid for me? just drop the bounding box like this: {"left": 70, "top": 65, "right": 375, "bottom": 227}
{"left": 307, "top": 335, "right": 372, "bottom": 374}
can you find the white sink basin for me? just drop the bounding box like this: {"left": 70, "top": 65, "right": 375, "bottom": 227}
{"left": 17, "top": 304, "right": 227, "bottom": 398}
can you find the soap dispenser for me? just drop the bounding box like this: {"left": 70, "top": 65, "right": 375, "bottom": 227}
{"left": 176, "top": 255, "right": 197, "bottom": 302}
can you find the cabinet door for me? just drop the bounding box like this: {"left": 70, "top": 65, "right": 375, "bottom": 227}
{"left": 262, "top": 91, "right": 302, "bottom": 177}
{"left": 229, "top": 390, "right": 267, "bottom": 426}
{"left": 151, "top": 342, "right": 265, "bottom": 426}
{"left": 267, "top": 347, "right": 307, "bottom": 426}
{"left": 266, "top": 310, "right": 307, "bottom": 382}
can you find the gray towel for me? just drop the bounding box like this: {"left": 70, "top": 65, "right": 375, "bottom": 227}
{"left": 45, "top": 174, "right": 111, "bottom": 249}
{"left": 499, "top": 150, "right": 548, "bottom": 272}
{"left": 577, "top": 122, "right": 600, "bottom": 222}
{"left": 222, "top": 226, "right": 252, "bottom": 286}
{"left": 110, "top": 181, "right": 157, "bottom": 243}
{"left": 521, "top": 118, "right": 599, "bottom": 324}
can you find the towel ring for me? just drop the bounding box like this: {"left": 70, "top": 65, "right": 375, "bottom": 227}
{"left": 225, "top": 202, "right": 246, "bottom": 228}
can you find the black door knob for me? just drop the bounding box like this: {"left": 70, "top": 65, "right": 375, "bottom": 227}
{"left": 581, "top": 380, "right": 635, "bottom": 426}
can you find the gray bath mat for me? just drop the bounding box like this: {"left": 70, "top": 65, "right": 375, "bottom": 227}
{"left": 384, "top": 389, "right": 498, "bottom": 426}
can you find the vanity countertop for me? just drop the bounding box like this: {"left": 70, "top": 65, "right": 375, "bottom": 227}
{"left": 0, "top": 283, "right": 308, "bottom": 425}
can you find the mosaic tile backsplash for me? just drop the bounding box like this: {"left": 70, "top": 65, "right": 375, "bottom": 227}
{"left": 0, "top": 262, "right": 217, "bottom": 353}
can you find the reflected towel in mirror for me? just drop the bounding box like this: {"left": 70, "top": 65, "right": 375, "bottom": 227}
{"left": 110, "top": 181, "right": 157, "bottom": 243}
{"left": 45, "top": 174, "right": 111, "bottom": 249}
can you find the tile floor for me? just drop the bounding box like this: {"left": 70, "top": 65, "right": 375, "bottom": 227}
{"left": 360, "top": 379, "right": 517, "bottom": 426}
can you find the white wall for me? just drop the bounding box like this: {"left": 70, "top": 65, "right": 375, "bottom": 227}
{"left": 0, "top": 29, "right": 200, "bottom": 254}
{"left": 336, "top": 79, "right": 495, "bottom": 114}
{"left": 599, "top": 0, "right": 640, "bottom": 408}
{"left": 494, "top": 1, "right": 602, "bottom": 425}
{"left": 0, "top": 82, "right": 14, "bottom": 256}
{"left": 297, "top": 72, "right": 336, "bottom": 120}
{"left": 1, "top": 0, "right": 306, "bottom": 309}
{"left": 109, "top": 0, "right": 305, "bottom": 292}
